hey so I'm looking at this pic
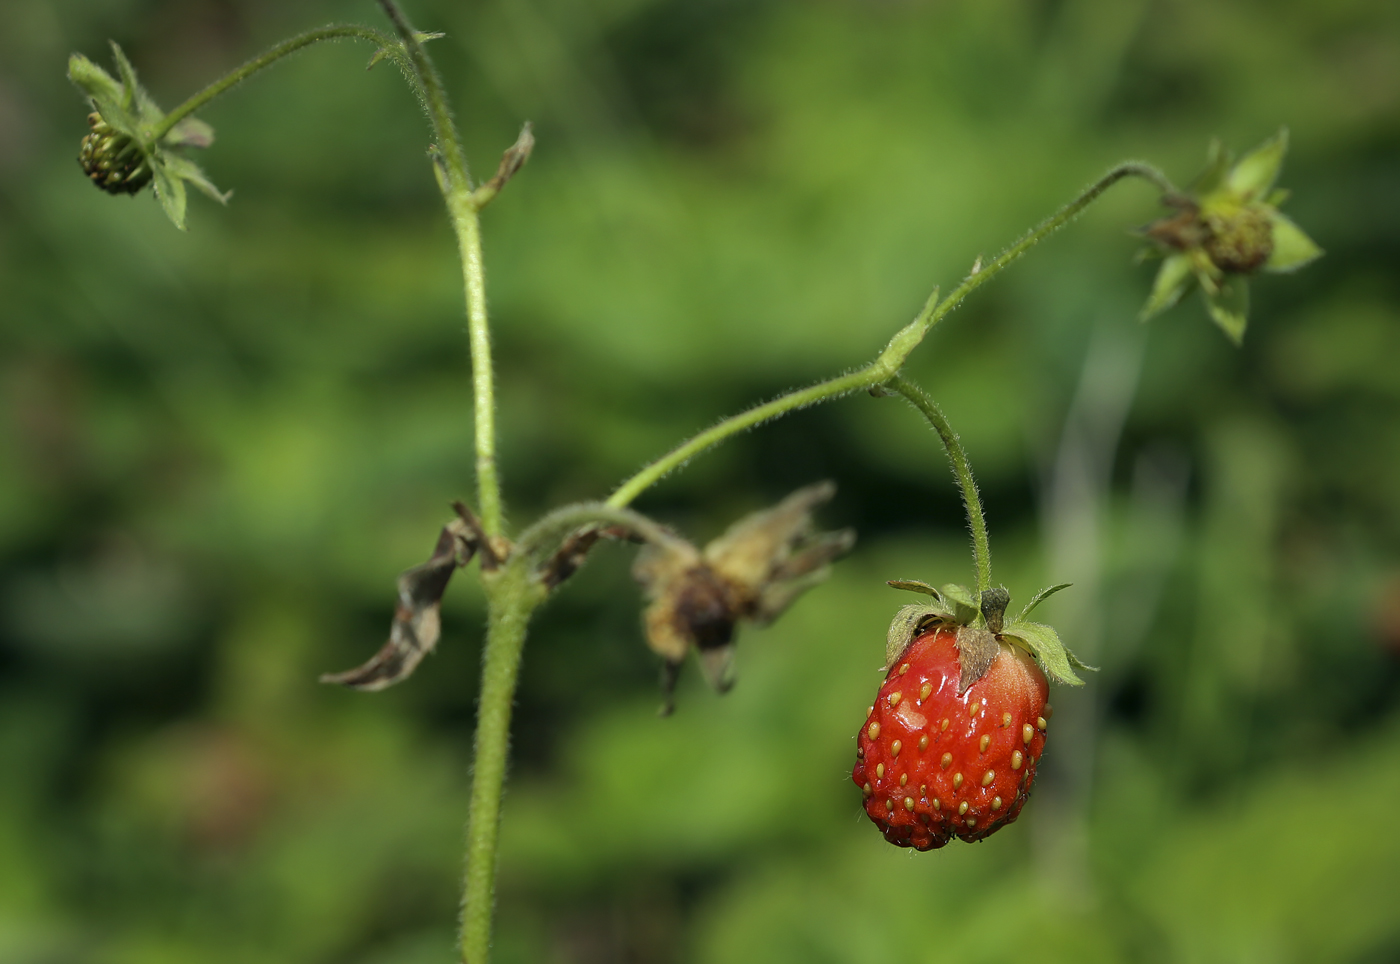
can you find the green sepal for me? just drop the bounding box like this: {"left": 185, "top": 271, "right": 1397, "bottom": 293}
{"left": 885, "top": 603, "right": 950, "bottom": 669}
{"left": 106, "top": 41, "right": 163, "bottom": 129}
{"left": 67, "top": 54, "right": 128, "bottom": 123}
{"left": 1067, "top": 649, "right": 1099, "bottom": 673}
{"left": 108, "top": 41, "right": 139, "bottom": 113}
{"left": 1226, "top": 128, "right": 1288, "bottom": 201}
{"left": 1264, "top": 211, "right": 1322, "bottom": 273}
{"left": 887, "top": 579, "right": 941, "bottom": 598}
{"left": 1203, "top": 276, "right": 1249, "bottom": 345}
{"left": 163, "top": 153, "right": 230, "bottom": 204}
{"left": 1190, "top": 139, "right": 1231, "bottom": 196}
{"left": 939, "top": 583, "right": 980, "bottom": 625}
{"left": 152, "top": 159, "right": 188, "bottom": 230}
{"left": 165, "top": 117, "right": 215, "bottom": 149}
{"left": 1141, "top": 253, "right": 1195, "bottom": 321}
{"left": 1000, "top": 619, "right": 1086, "bottom": 686}
{"left": 1015, "top": 583, "right": 1071, "bottom": 622}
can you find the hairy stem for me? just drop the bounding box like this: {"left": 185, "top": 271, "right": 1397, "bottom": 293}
{"left": 450, "top": 197, "right": 505, "bottom": 535}
{"left": 887, "top": 374, "right": 991, "bottom": 594}
{"left": 516, "top": 502, "right": 689, "bottom": 561}
{"left": 151, "top": 25, "right": 409, "bottom": 141}
{"left": 370, "top": 1, "right": 503, "bottom": 533}
{"left": 375, "top": 0, "right": 471, "bottom": 190}
{"left": 459, "top": 564, "right": 544, "bottom": 964}
{"left": 607, "top": 162, "right": 1175, "bottom": 508}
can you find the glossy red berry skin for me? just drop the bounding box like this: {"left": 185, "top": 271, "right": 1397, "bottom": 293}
{"left": 852, "top": 625, "right": 1049, "bottom": 850}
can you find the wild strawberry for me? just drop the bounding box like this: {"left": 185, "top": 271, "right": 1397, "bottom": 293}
{"left": 852, "top": 582, "right": 1089, "bottom": 850}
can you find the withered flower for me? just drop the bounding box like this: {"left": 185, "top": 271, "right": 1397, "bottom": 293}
{"left": 633, "top": 482, "right": 855, "bottom": 713}
{"left": 1139, "top": 128, "right": 1321, "bottom": 344}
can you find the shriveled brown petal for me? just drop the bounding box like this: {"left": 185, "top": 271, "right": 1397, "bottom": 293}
{"left": 703, "top": 481, "right": 837, "bottom": 590}
{"left": 633, "top": 536, "right": 702, "bottom": 600}
{"left": 321, "top": 519, "right": 474, "bottom": 691}
{"left": 641, "top": 563, "right": 740, "bottom": 666}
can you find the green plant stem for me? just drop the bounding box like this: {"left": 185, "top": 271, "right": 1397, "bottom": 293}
{"left": 607, "top": 162, "right": 1176, "bottom": 509}
{"left": 887, "top": 373, "right": 991, "bottom": 594}
{"left": 450, "top": 198, "right": 505, "bottom": 536}
{"left": 459, "top": 564, "right": 545, "bottom": 964}
{"left": 151, "top": 25, "right": 408, "bottom": 141}
{"left": 375, "top": 0, "right": 471, "bottom": 190}
{"left": 371, "top": 1, "right": 503, "bottom": 534}
{"left": 516, "top": 502, "right": 690, "bottom": 561}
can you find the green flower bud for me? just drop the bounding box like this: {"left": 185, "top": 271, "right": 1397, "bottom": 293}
{"left": 78, "top": 112, "right": 153, "bottom": 195}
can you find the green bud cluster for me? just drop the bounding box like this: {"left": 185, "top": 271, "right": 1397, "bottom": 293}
{"left": 68, "top": 44, "right": 228, "bottom": 230}
{"left": 78, "top": 112, "right": 152, "bottom": 195}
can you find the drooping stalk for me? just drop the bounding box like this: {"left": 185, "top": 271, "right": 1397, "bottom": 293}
{"left": 607, "top": 162, "right": 1176, "bottom": 509}
{"left": 151, "top": 25, "right": 418, "bottom": 141}
{"left": 887, "top": 374, "right": 992, "bottom": 595}
{"left": 374, "top": 0, "right": 470, "bottom": 191}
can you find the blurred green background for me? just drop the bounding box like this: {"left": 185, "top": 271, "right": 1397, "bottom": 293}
{"left": 3, "top": 0, "right": 1400, "bottom": 961}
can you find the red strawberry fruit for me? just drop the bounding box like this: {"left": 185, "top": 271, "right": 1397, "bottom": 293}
{"left": 852, "top": 582, "right": 1086, "bottom": 850}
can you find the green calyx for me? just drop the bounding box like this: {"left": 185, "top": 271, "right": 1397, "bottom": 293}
{"left": 1139, "top": 128, "right": 1322, "bottom": 344}
{"left": 885, "top": 579, "right": 1092, "bottom": 687}
{"left": 68, "top": 44, "right": 228, "bottom": 229}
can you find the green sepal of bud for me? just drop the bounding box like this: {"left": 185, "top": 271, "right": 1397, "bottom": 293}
{"left": 1264, "top": 211, "right": 1323, "bottom": 273}
{"left": 1138, "top": 127, "right": 1321, "bottom": 344}
{"left": 1204, "top": 276, "right": 1249, "bottom": 345}
{"left": 1141, "top": 253, "right": 1194, "bottom": 322}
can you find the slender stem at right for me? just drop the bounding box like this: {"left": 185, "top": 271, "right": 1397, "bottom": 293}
{"left": 608, "top": 162, "right": 1176, "bottom": 509}
{"left": 887, "top": 373, "right": 992, "bottom": 595}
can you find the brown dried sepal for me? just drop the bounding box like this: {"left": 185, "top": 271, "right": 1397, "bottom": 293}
{"left": 321, "top": 517, "right": 477, "bottom": 691}
{"left": 954, "top": 625, "right": 999, "bottom": 694}
{"left": 540, "top": 523, "right": 637, "bottom": 590}
{"left": 485, "top": 122, "right": 534, "bottom": 195}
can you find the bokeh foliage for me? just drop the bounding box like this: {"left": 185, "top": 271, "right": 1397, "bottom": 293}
{"left": 2, "top": 0, "right": 1399, "bottom": 961}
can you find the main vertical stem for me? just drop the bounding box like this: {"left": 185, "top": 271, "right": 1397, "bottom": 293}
{"left": 451, "top": 194, "right": 504, "bottom": 536}
{"left": 460, "top": 566, "right": 541, "bottom": 963}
